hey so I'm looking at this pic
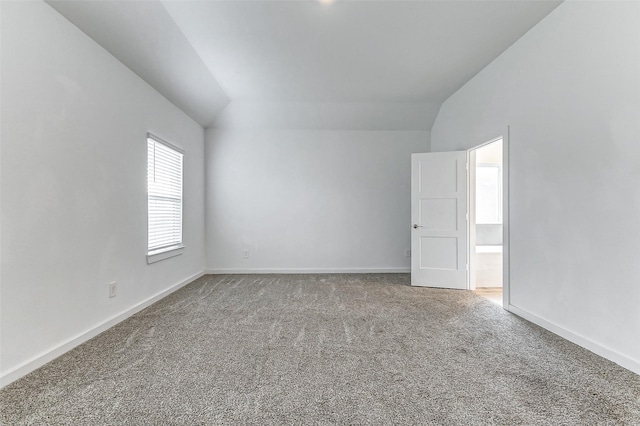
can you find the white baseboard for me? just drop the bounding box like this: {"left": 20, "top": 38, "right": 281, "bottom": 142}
{"left": 507, "top": 304, "right": 640, "bottom": 376}
{"left": 0, "top": 271, "right": 205, "bottom": 388}
{"left": 205, "top": 268, "right": 411, "bottom": 274}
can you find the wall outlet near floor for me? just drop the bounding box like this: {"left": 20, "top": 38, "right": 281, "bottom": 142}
{"left": 109, "top": 282, "right": 117, "bottom": 298}
{"left": 242, "top": 249, "right": 250, "bottom": 259}
{"left": 404, "top": 249, "right": 411, "bottom": 258}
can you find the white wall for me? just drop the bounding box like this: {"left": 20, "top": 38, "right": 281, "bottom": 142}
{"left": 0, "top": 1, "right": 205, "bottom": 385}
{"left": 431, "top": 1, "right": 640, "bottom": 373}
{"left": 213, "top": 102, "right": 439, "bottom": 131}
{"left": 206, "top": 128, "right": 428, "bottom": 272}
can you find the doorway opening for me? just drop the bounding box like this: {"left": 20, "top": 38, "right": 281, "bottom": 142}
{"left": 469, "top": 138, "right": 504, "bottom": 306}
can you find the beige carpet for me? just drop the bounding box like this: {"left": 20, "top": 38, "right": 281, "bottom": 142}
{"left": 1, "top": 274, "right": 639, "bottom": 425}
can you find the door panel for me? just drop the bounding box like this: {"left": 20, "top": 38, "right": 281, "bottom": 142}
{"left": 411, "top": 151, "right": 468, "bottom": 289}
{"left": 420, "top": 198, "right": 457, "bottom": 230}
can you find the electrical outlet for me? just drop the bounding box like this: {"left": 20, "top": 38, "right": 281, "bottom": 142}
{"left": 404, "top": 249, "right": 411, "bottom": 258}
{"left": 109, "top": 282, "right": 117, "bottom": 298}
{"left": 242, "top": 249, "right": 250, "bottom": 259}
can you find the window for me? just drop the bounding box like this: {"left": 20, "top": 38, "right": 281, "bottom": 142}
{"left": 476, "top": 164, "right": 502, "bottom": 224}
{"left": 147, "top": 134, "right": 184, "bottom": 262}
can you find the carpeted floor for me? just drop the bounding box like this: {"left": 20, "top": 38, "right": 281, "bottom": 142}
{"left": 1, "top": 274, "right": 639, "bottom": 425}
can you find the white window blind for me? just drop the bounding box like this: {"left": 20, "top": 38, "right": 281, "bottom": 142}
{"left": 147, "top": 134, "right": 183, "bottom": 253}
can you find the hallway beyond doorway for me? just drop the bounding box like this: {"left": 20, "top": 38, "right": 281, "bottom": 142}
{"left": 469, "top": 137, "right": 504, "bottom": 301}
{"left": 475, "top": 286, "right": 503, "bottom": 306}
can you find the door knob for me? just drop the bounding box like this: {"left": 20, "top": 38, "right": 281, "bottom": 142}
{"left": 413, "top": 224, "right": 423, "bottom": 229}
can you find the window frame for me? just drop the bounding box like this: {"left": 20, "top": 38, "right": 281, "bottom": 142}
{"left": 146, "top": 133, "right": 185, "bottom": 264}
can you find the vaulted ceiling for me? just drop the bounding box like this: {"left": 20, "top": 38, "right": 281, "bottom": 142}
{"left": 47, "top": 0, "right": 562, "bottom": 129}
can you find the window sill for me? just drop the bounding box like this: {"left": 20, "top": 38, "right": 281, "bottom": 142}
{"left": 476, "top": 245, "right": 502, "bottom": 254}
{"left": 147, "top": 245, "right": 184, "bottom": 264}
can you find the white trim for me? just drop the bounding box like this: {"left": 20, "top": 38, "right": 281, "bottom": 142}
{"left": 205, "top": 268, "right": 410, "bottom": 274}
{"left": 0, "top": 271, "right": 205, "bottom": 389}
{"left": 507, "top": 304, "right": 640, "bottom": 376}
{"left": 147, "top": 245, "right": 184, "bottom": 264}
{"left": 147, "top": 132, "right": 184, "bottom": 154}
{"left": 503, "top": 126, "right": 511, "bottom": 309}
{"left": 467, "top": 149, "right": 477, "bottom": 291}
{"left": 467, "top": 133, "right": 508, "bottom": 297}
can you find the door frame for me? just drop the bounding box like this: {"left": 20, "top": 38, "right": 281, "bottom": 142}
{"left": 467, "top": 128, "right": 510, "bottom": 309}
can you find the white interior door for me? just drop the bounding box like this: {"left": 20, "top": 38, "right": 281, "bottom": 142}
{"left": 411, "top": 151, "right": 468, "bottom": 289}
